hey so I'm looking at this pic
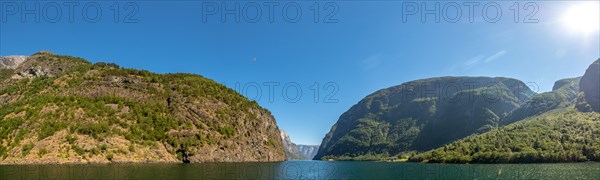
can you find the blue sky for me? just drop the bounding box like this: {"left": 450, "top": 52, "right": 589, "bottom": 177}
{"left": 1, "top": 1, "right": 598, "bottom": 145}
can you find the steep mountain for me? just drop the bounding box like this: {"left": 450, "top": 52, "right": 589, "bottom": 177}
{"left": 280, "top": 130, "right": 320, "bottom": 160}
{"left": 314, "top": 77, "right": 535, "bottom": 160}
{"left": 280, "top": 130, "right": 303, "bottom": 159}
{"left": 578, "top": 59, "right": 600, "bottom": 112}
{"left": 410, "top": 59, "right": 600, "bottom": 163}
{"left": 0, "top": 52, "right": 285, "bottom": 164}
{"left": 297, "top": 145, "right": 319, "bottom": 159}
{"left": 501, "top": 77, "right": 581, "bottom": 125}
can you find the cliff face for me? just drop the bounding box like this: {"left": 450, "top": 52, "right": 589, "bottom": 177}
{"left": 0, "top": 52, "right": 285, "bottom": 164}
{"left": 280, "top": 130, "right": 303, "bottom": 160}
{"left": 579, "top": 59, "right": 600, "bottom": 112}
{"left": 280, "top": 130, "right": 319, "bottom": 160}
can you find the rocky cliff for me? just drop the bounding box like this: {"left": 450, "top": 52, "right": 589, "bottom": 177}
{"left": 578, "top": 59, "right": 600, "bottom": 112}
{"left": 280, "top": 130, "right": 319, "bottom": 160}
{"left": 280, "top": 130, "right": 303, "bottom": 159}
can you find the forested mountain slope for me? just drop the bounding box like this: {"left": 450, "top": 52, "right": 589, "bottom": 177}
{"left": 0, "top": 51, "right": 285, "bottom": 164}
{"left": 314, "top": 77, "right": 534, "bottom": 160}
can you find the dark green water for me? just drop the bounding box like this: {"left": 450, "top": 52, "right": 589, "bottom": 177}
{"left": 1, "top": 161, "right": 599, "bottom": 180}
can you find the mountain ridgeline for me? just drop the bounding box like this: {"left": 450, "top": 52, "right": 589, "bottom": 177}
{"left": 315, "top": 58, "right": 600, "bottom": 163}
{"left": 500, "top": 77, "right": 581, "bottom": 125}
{"left": 314, "top": 77, "right": 535, "bottom": 160}
{"left": 0, "top": 52, "right": 285, "bottom": 164}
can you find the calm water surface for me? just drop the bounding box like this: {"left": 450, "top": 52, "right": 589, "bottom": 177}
{"left": 1, "top": 161, "right": 599, "bottom": 180}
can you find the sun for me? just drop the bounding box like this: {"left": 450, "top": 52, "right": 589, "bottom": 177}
{"left": 561, "top": 2, "right": 600, "bottom": 34}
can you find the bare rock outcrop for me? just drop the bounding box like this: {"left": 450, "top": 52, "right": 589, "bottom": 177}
{"left": 0, "top": 56, "right": 27, "bottom": 69}
{"left": 578, "top": 58, "right": 600, "bottom": 112}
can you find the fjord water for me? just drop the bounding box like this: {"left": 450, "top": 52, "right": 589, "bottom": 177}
{"left": 1, "top": 161, "right": 599, "bottom": 180}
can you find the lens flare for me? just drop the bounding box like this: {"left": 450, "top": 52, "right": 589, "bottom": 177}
{"left": 561, "top": 2, "right": 600, "bottom": 34}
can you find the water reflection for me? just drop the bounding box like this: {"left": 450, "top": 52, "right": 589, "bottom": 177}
{"left": 1, "top": 161, "right": 599, "bottom": 180}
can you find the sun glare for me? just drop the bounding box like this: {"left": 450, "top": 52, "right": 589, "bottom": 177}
{"left": 561, "top": 2, "right": 600, "bottom": 34}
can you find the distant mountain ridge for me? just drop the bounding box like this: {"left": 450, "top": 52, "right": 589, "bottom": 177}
{"left": 280, "top": 130, "right": 319, "bottom": 160}
{"left": 297, "top": 145, "right": 319, "bottom": 159}
{"left": 280, "top": 130, "right": 302, "bottom": 159}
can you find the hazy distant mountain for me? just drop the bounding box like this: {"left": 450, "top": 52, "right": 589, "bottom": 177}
{"left": 280, "top": 130, "right": 319, "bottom": 160}
{"left": 280, "top": 130, "right": 303, "bottom": 160}
{"left": 0, "top": 52, "right": 285, "bottom": 164}
{"left": 297, "top": 145, "right": 319, "bottom": 159}
{"left": 314, "top": 77, "right": 535, "bottom": 160}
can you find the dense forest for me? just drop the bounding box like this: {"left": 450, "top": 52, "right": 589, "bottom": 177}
{"left": 410, "top": 107, "right": 600, "bottom": 163}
